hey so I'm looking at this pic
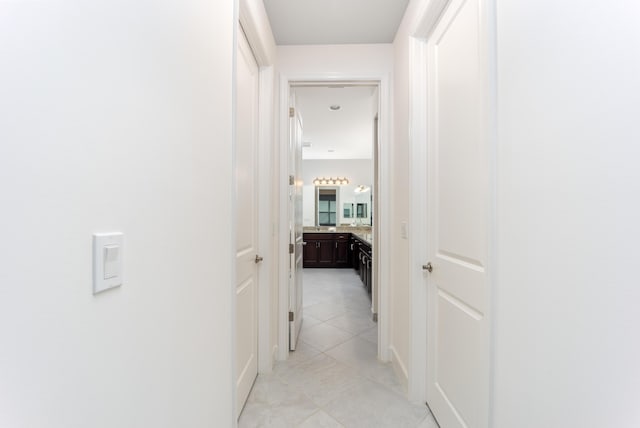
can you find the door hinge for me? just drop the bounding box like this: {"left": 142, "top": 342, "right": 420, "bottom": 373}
{"left": 289, "top": 311, "right": 294, "bottom": 322}
{"left": 289, "top": 243, "right": 294, "bottom": 254}
{"left": 289, "top": 107, "right": 295, "bottom": 117}
{"left": 289, "top": 175, "right": 295, "bottom": 185}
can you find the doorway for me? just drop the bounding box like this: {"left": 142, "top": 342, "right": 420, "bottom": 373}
{"left": 281, "top": 81, "right": 384, "bottom": 361}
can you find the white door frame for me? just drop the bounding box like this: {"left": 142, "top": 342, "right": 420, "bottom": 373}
{"left": 407, "top": 0, "right": 498, "bottom": 406}
{"left": 407, "top": 0, "right": 458, "bottom": 403}
{"left": 277, "top": 73, "right": 392, "bottom": 361}
{"left": 238, "top": 0, "right": 276, "bottom": 377}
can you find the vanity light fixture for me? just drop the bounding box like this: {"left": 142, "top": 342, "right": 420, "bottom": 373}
{"left": 313, "top": 177, "right": 349, "bottom": 186}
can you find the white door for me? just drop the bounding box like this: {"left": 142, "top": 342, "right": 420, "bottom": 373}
{"left": 288, "top": 96, "right": 304, "bottom": 351}
{"left": 235, "top": 27, "right": 260, "bottom": 417}
{"left": 426, "top": 0, "right": 490, "bottom": 427}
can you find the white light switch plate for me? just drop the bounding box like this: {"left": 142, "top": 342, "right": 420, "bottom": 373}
{"left": 93, "top": 232, "right": 123, "bottom": 294}
{"left": 400, "top": 221, "right": 408, "bottom": 239}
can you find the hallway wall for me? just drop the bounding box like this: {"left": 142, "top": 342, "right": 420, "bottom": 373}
{"left": 389, "top": 0, "right": 428, "bottom": 389}
{"left": 277, "top": 45, "right": 393, "bottom": 359}
{"left": 302, "top": 159, "right": 373, "bottom": 186}
{"left": 0, "top": 1, "right": 235, "bottom": 427}
{"left": 493, "top": 1, "right": 640, "bottom": 426}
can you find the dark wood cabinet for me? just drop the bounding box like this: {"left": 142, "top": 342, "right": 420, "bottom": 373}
{"left": 354, "top": 236, "right": 372, "bottom": 294}
{"left": 350, "top": 237, "right": 360, "bottom": 272}
{"left": 304, "top": 232, "right": 373, "bottom": 294}
{"left": 334, "top": 235, "right": 350, "bottom": 267}
{"left": 303, "top": 233, "right": 352, "bottom": 268}
{"left": 316, "top": 237, "right": 334, "bottom": 266}
{"left": 302, "top": 237, "right": 319, "bottom": 265}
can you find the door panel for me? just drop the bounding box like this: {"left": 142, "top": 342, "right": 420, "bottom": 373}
{"left": 335, "top": 238, "right": 350, "bottom": 266}
{"left": 426, "top": 0, "right": 490, "bottom": 427}
{"left": 317, "top": 239, "right": 334, "bottom": 266}
{"left": 289, "top": 99, "right": 304, "bottom": 351}
{"left": 235, "top": 28, "right": 259, "bottom": 417}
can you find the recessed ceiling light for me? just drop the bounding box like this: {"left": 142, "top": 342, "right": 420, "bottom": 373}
{"left": 328, "top": 149, "right": 335, "bottom": 152}
{"left": 329, "top": 105, "right": 341, "bottom": 111}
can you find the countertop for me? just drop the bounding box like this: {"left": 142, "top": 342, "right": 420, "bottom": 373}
{"left": 303, "top": 227, "right": 373, "bottom": 246}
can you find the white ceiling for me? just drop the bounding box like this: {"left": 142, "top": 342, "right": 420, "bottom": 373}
{"left": 263, "top": 1, "right": 406, "bottom": 160}
{"left": 262, "top": 0, "right": 410, "bottom": 45}
{"left": 295, "top": 85, "right": 377, "bottom": 160}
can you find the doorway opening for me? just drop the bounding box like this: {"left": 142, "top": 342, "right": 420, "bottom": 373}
{"left": 288, "top": 82, "right": 381, "bottom": 362}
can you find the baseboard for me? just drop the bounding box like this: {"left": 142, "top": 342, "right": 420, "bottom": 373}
{"left": 389, "top": 345, "right": 409, "bottom": 389}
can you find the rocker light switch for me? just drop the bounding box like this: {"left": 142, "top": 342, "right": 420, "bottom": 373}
{"left": 400, "top": 221, "right": 408, "bottom": 239}
{"left": 103, "top": 245, "right": 119, "bottom": 279}
{"left": 93, "top": 232, "right": 123, "bottom": 294}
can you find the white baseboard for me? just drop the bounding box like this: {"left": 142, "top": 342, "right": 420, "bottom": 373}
{"left": 389, "top": 345, "right": 409, "bottom": 389}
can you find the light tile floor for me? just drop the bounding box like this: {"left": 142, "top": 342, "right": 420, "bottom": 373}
{"left": 239, "top": 268, "right": 439, "bottom": 428}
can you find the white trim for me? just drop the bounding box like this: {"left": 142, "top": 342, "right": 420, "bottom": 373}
{"left": 238, "top": 0, "right": 276, "bottom": 65}
{"left": 407, "top": 0, "right": 453, "bottom": 405}
{"left": 257, "top": 66, "right": 274, "bottom": 373}
{"left": 408, "top": 35, "right": 429, "bottom": 403}
{"left": 484, "top": 0, "right": 499, "bottom": 424}
{"left": 230, "top": 1, "right": 239, "bottom": 425}
{"left": 277, "top": 73, "right": 291, "bottom": 360}
{"left": 277, "top": 72, "right": 392, "bottom": 362}
{"left": 390, "top": 345, "right": 409, "bottom": 388}
{"left": 238, "top": 0, "right": 277, "bottom": 383}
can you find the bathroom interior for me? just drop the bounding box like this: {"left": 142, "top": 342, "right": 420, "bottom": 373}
{"left": 296, "top": 84, "right": 378, "bottom": 320}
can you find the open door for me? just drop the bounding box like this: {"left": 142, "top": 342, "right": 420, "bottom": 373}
{"left": 425, "top": 0, "right": 491, "bottom": 426}
{"left": 288, "top": 95, "right": 304, "bottom": 351}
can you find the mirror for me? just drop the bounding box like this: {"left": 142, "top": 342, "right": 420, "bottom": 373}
{"left": 317, "top": 188, "right": 338, "bottom": 226}
{"left": 343, "top": 203, "right": 354, "bottom": 218}
{"left": 356, "top": 203, "right": 367, "bottom": 218}
{"left": 302, "top": 184, "right": 373, "bottom": 226}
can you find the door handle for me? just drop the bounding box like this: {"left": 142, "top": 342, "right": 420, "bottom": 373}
{"left": 255, "top": 254, "right": 264, "bottom": 264}
{"left": 422, "top": 262, "right": 433, "bottom": 273}
{"left": 302, "top": 242, "right": 307, "bottom": 246}
{"left": 316, "top": 242, "right": 320, "bottom": 248}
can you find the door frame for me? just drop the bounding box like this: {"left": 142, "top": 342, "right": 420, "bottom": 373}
{"left": 407, "top": 0, "right": 498, "bottom": 407}
{"left": 238, "top": 0, "right": 276, "bottom": 384}
{"left": 277, "top": 73, "right": 392, "bottom": 362}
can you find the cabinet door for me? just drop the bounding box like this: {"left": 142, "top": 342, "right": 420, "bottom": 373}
{"left": 359, "top": 248, "right": 367, "bottom": 281}
{"left": 335, "top": 238, "right": 350, "bottom": 267}
{"left": 303, "top": 239, "right": 319, "bottom": 267}
{"left": 317, "top": 238, "right": 335, "bottom": 266}
{"left": 352, "top": 240, "right": 360, "bottom": 271}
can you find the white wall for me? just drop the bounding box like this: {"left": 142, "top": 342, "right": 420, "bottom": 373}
{"left": 390, "top": 0, "right": 427, "bottom": 385}
{"left": 302, "top": 159, "right": 373, "bottom": 186}
{"left": 493, "top": 1, "right": 640, "bottom": 426}
{"left": 278, "top": 44, "right": 393, "bottom": 77}
{"left": 302, "top": 159, "right": 374, "bottom": 226}
{"left": 0, "top": 1, "right": 235, "bottom": 427}
{"left": 277, "top": 45, "right": 393, "bottom": 358}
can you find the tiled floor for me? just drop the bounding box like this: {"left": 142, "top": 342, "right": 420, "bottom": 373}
{"left": 239, "top": 268, "right": 439, "bottom": 428}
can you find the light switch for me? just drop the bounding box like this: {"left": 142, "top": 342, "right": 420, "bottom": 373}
{"left": 93, "top": 232, "right": 123, "bottom": 294}
{"left": 103, "top": 245, "right": 119, "bottom": 279}
{"left": 400, "top": 221, "right": 408, "bottom": 239}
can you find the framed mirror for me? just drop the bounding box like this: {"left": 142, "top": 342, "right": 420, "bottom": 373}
{"left": 343, "top": 203, "right": 354, "bottom": 218}
{"left": 356, "top": 203, "right": 367, "bottom": 218}
{"left": 317, "top": 187, "right": 338, "bottom": 226}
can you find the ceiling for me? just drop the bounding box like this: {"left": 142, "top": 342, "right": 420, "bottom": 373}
{"left": 263, "top": 1, "right": 407, "bottom": 161}
{"left": 262, "top": 0, "right": 410, "bottom": 45}
{"left": 295, "top": 85, "right": 377, "bottom": 160}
